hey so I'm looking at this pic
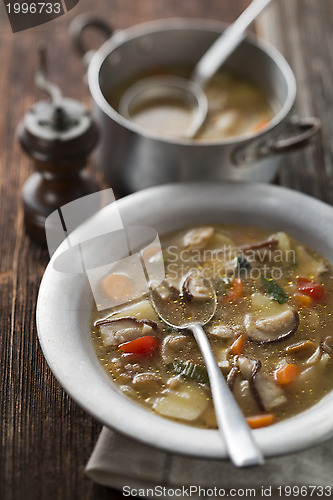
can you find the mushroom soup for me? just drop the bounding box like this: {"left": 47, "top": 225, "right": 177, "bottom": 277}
{"left": 106, "top": 70, "right": 275, "bottom": 140}
{"left": 92, "top": 225, "right": 333, "bottom": 429}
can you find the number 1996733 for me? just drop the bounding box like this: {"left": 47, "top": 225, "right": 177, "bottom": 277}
{"left": 6, "top": 3, "right": 62, "bottom": 14}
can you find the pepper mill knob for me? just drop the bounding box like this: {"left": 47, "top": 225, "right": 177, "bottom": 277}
{"left": 18, "top": 45, "right": 99, "bottom": 245}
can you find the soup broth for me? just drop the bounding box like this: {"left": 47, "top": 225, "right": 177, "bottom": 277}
{"left": 106, "top": 69, "right": 275, "bottom": 141}
{"left": 92, "top": 225, "right": 333, "bottom": 429}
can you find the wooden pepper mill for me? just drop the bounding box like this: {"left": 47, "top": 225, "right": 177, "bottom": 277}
{"left": 18, "top": 46, "right": 99, "bottom": 245}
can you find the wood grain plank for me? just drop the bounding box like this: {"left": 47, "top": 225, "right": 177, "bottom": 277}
{"left": 256, "top": 0, "right": 333, "bottom": 204}
{"left": 0, "top": 2, "right": 246, "bottom": 499}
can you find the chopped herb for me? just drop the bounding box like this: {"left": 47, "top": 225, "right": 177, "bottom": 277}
{"left": 261, "top": 275, "right": 288, "bottom": 304}
{"left": 167, "top": 328, "right": 172, "bottom": 333}
{"left": 236, "top": 255, "right": 251, "bottom": 275}
{"left": 169, "top": 359, "right": 209, "bottom": 385}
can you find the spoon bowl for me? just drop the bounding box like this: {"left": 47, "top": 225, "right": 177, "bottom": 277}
{"left": 150, "top": 273, "right": 217, "bottom": 327}
{"left": 119, "top": 76, "right": 208, "bottom": 138}
{"left": 150, "top": 273, "right": 264, "bottom": 467}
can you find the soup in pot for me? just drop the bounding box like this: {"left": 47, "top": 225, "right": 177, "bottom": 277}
{"left": 92, "top": 225, "right": 333, "bottom": 429}
{"left": 106, "top": 70, "right": 275, "bottom": 141}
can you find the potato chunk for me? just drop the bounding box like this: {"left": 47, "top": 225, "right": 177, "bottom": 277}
{"left": 153, "top": 382, "right": 209, "bottom": 421}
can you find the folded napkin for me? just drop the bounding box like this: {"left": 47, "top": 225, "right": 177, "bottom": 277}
{"left": 86, "top": 427, "right": 333, "bottom": 499}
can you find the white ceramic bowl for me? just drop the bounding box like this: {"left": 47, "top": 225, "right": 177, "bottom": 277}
{"left": 37, "top": 183, "right": 333, "bottom": 459}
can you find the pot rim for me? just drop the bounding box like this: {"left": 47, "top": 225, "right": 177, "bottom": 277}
{"left": 88, "top": 17, "right": 297, "bottom": 147}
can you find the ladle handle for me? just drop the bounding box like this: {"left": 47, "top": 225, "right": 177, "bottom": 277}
{"left": 191, "top": 0, "right": 273, "bottom": 88}
{"left": 189, "top": 323, "right": 264, "bottom": 467}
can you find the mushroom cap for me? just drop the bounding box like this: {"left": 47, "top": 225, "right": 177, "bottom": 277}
{"left": 96, "top": 316, "right": 159, "bottom": 345}
{"left": 182, "top": 274, "right": 211, "bottom": 302}
{"left": 322, "top": 336, "right": 333, "bottom": 355}
{"left": 245, "top": 309, "right": 299, "bottom": 344}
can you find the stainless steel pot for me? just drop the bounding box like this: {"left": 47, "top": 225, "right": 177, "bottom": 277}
{"left": 71, "top": 16, "right": 320, "bottom": 195}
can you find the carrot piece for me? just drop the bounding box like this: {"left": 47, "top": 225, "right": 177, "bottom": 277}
{"left": 294, "top": 292, "right": 313, "bottom": 308}
{"left": 274, "top": 363, "right": 300, "bottom": 386}
{"left": 246, "top": 413, "right": 275, "bottom": 429}
{"left": 118, "top": 335, "right": 159, "bottom": 355}
{"left": 230, "top": 334, "right": 246, "bottom": 355}
{"left": 224, "top": 278, "right": 243, "bottom": 303}
{"left": 253, "top": 118, "right": 270, "bottom": 133}
{"left": 102, "top": 273, "right": 134, "bottom": 301}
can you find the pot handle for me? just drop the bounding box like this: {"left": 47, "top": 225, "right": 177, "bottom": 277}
{"left": 70, "top": 14, "right": 113, "bottom": 65}
{"left": 233, "top": 116, "right": 321, "bottom": 166}
{"left": 265, "top": 116, "right": 321, "bottom": 153}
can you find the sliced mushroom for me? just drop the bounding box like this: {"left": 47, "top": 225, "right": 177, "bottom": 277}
{"left": 240, "top": 238, "right": 279, "bottom": 254}
{"left": 182, "top": 274, "right": 211, "bottom": 302}
{"left": 150, "top": 278, "right": 180, "bottom": 301}
{"left": 290, "top": 353, "right": 331, "bottom": 392}
{"left": 183, "top": 226, "right": 215, "bottom": 250}
{"left": 322, "top": 336, "right": 333, "bottom": 355}
{"left": 306, "top": 346, "right": 323, "bottom": 366}
{"left": 235, "top": 355, "right": 260, "bottom": 379}
{"left": 207, "top": 238, "right": 278, "bottom": 261}
{"left": 208, "top": 323, "right": 238, "bottom": 339}
{"left": 254, "top": 372, "right": 287, "bottom": 410}
{"left": 232, "top": 378, "right": 260, "bottom": 415}
{"left": 305, "top": 339, "right": 333, "bottom": 366}
{"left": 96, "top": 316, "right": 159, "bottom": 346}
{"left": 244, "top": 309, "right": 299, "bottom": 344}
{"left": 226, "top": 366, "right": 238, "bottom": 391}
{"left": 234, "top": 355, "right": 264, "bottom": 411}
{"left": 235, "top": 356, "right": 265, "bottom": 411}
{"left": 235, "top": 355, "right": 286, "bottom": 411}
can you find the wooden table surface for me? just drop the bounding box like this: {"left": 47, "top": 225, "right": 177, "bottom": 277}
{"left": 1, "top": 1, "right": 332, "bottom": 499}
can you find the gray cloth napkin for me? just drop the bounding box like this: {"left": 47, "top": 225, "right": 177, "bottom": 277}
{"left": 85, "top": 427, "right": 333, "bottom": 499}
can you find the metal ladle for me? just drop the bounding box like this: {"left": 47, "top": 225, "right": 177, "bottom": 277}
{"left": 150, "top": 277, "right": 264, "bottom": 467}
{"left": 119, "top": 0, "right": 274, "bottom": 138}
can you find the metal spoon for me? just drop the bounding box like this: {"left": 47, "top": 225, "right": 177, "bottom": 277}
{"left": 119, "top": 0, "right": 274, "bottom": 138}
{"left": 150, "top": 276, "right": 264, "bottom": 467}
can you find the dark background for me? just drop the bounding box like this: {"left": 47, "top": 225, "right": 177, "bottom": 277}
{"left": 1, "top": 0, "right": 332, "bottom": 498}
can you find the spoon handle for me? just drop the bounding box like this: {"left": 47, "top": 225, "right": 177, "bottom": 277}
{"left": 191, "top": 0, "right": 273, "bottom": 88}
{"left": 189, "top": 323, "right": 264, "bottom": 467}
